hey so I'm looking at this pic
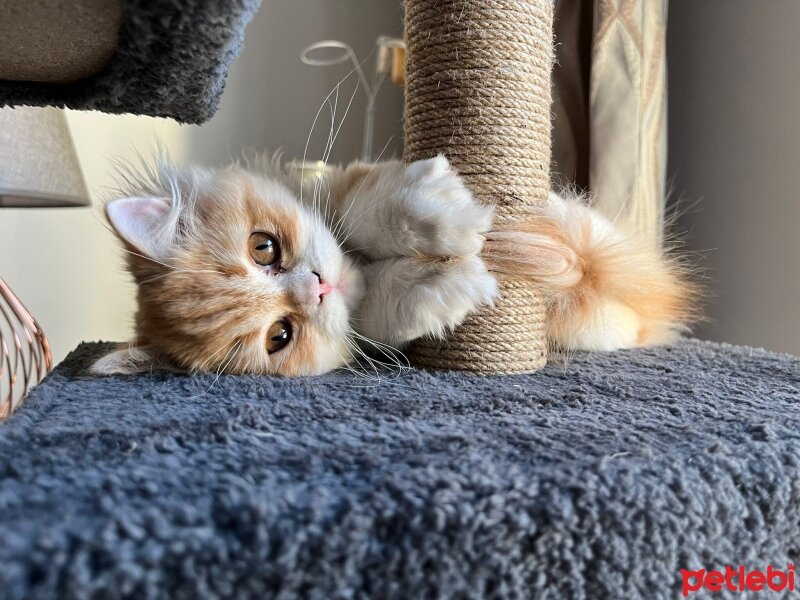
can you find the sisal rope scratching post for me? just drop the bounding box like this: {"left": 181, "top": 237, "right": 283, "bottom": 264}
{"left": 403, "top": 0, "right": 553, "bottom": 374}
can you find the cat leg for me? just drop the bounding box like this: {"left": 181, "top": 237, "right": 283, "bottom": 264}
{"left": 319, "top": 156, "right": 494, "bottom": 260}
{"left": 352, "top": 254, "right": 498, "bottom": 347}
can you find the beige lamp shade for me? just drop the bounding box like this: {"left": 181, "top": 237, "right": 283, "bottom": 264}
{"left": 0, "top": 106, "right": 89, "bottom": 208}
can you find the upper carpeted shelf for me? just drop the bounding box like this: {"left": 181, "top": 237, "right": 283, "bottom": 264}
{"left": 0, "top": 0, "right": 262, "bottom": 124}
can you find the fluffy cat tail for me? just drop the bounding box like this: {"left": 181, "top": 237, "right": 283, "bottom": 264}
{"left": 481, "top": 192, "right": 700, "bottom": 351}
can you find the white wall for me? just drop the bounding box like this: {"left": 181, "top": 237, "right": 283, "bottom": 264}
{"left": 185, "top": 0, "right": 404, "bottom": 166}
{"left": 0, "top": 113, "right": 187, "bottom": 363}
{"left": 668, "top": 1, "right": 800, "bottom": 355}
{"left": 0, "top": 0, "right": 404, "bottom": 364}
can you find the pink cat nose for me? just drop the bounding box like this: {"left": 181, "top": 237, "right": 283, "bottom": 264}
{"left": 313, "top": 271, "right": 333, "bottom": 302}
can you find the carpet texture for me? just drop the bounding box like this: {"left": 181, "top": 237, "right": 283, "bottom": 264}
{"left": 0, "top": 0, "right": 261, "bottom": 123}
{"left": 1, "top": 339, "right": 798, "bottom": 599}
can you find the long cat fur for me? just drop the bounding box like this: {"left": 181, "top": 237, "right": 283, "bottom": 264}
{"left": 92, "top": 154, "right": 698, "bottom": 377}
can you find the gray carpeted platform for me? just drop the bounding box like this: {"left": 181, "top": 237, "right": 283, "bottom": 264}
{"left": 0, "top": 0, "right": 261, "bottom": 123}
{"left": 1, "top": 339, "right": 798, "bottom": 599}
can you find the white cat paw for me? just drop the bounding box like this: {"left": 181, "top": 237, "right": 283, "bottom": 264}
{"left": 355, "top": 254, "right": 499, "bottom": 347}
{"left": 402, "top": 256, "right": 498, "bottom": 340}
{"left": 397, "top": 155, "right": 494, "bottom": 258}
{"left": 393, "top": 254, "right": 499, "bottom": 343}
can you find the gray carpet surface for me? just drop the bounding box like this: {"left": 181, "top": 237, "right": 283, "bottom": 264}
{"left": 0, "top": 0, "right": 261, "bottom": 123}
{"left": 1, "top": 339, "right": 798, "bottom": 599}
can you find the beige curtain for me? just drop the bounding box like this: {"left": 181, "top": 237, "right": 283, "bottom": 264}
{"left": 552, "top": 0, "right": 668, "bottom": 246}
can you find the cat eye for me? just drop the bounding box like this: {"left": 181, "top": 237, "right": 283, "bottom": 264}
{"left": 249, "top": 232, "right": 281, "bottom": 267}
{"left": 266, "top": 319, "right": 292, "bottom": 353}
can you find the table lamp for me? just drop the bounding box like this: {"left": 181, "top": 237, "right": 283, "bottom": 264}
{"left": 0, "top": 106, "right": 90, "bottom": 419}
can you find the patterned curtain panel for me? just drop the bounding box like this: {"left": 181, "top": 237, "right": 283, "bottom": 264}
{"left": 552, "top": 0, "right": 668, "bottom": 246}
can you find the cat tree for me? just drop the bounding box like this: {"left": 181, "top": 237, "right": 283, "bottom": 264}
{"left": 5, "top": 4, "right": 800, "bottom": 599}
{"left": 403, "top": 0, "right": 554, "bottom": 374}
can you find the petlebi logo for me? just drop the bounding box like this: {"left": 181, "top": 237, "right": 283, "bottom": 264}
{"left": 681, "top": 565, "right": 796, "bottom": 596}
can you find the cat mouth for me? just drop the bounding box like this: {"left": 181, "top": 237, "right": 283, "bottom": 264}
{"left": 318, "top": 281, "right": 334, "bottom": 303}
{"left": 314, "top": 270, "right": 335, "bottom": 304}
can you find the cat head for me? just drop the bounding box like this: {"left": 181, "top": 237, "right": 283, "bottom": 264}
{"left": 92, "top": 158, "right": 364, "bottom": 377}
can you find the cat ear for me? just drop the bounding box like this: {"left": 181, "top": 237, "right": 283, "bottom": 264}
{"left": 90, "top": 344, "right": 166, "bottom": 375}
{"left": 105, "top": 196, "right": 177, "bottom": 260}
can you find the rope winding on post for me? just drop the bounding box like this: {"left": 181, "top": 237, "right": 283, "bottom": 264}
{"left": 403, "top": 0, "right": 554, "bottom": 374}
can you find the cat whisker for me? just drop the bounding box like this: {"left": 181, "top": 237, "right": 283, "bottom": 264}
{"left": 311, "top": 52, "right": 367, "bottom": 217}
{"left": 117, "top": 248, "right": 224, "bottom": 280}
{"left": 189, "top": 340, "right": 241, "bottom": 399}
{"left": 117, "top": 248, "right": 195, "bottom": 272}
{"left": 345, "top": 339, "right": 385, "bottom": 383}
{"left": 343, "top": 335, "right": 389, "bottom": 380}
{"left": 323, "top": 86, "right": 339, "bottom": 164}
{"left": 348, "top": 328, "right": 406, "bottom": 359}
{"left": 346, "top": 334, "right": 407, "bottom": 380}
{"left": 336, "top": 343, "right": 383, "bottom": 385}
{"left": 312, "top": 95, "right": 338, "bottom": 213}
{"left": 319, "top": 80, "right": 360, "bottom": 218}
{"left": 139, "top": 271, "right": 217, "bottom": 286}
{"left": 322, "top": 82, "right": 359, "bottom": 169}
{"left": 300, "top": 67, "right": 358, "bottom": 208}
{"left": 201, "top": 339, "right": 238, "bottom": 369}
{"left": 341, "top": 245, "right": 374, "bottom": 255}
{"left": 349, "top": 330, "right": 410, "bottom": 374}
{"left": 324, "top": 80, "right": 359, "bottom": 168}
{"left": 331, "top": 136, "right": 394, "bottom": 244}
{"left": 311, "top": 93, "right": 341, "bottom": 214}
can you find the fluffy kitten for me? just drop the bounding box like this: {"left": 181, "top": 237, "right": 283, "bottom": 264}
{"left": 92, "top": 155, "right": 696, "bottom": 377}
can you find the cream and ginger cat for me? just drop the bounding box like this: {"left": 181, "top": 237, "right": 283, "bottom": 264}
{"left": 92, "top": 155, "right": 696, "bottom": 376}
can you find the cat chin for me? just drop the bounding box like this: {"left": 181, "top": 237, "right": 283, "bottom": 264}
{"left": 308, "top": 338, "right": 352, "bottom": 375}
